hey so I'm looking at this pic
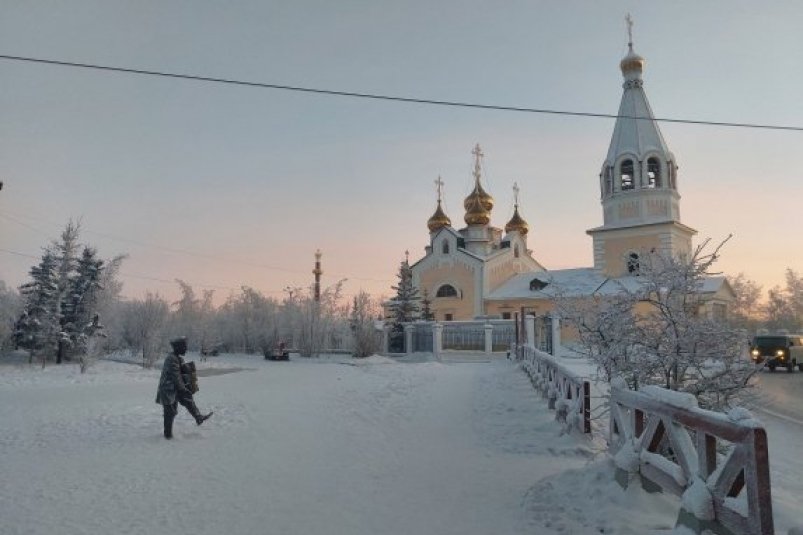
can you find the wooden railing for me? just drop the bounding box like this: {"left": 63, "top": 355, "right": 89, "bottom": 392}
{"left": 516, "top": 344, "right": 591, "bottom": 434}
{"left": 610, "top": 383, "right": 773, "bottom": 535}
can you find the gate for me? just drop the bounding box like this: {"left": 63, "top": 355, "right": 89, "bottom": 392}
{"left": 388, "top": 329, "right": 405, "bottom": 353}
{"left": 412, "top": 323, "right": 433, "bottom": 352}
{"left": 491, "top": 322, "right": 515, "bottom": 352}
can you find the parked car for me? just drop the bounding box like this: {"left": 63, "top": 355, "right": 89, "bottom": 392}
{"left": 750, "top": 334, "right": 803, "bottom": 372}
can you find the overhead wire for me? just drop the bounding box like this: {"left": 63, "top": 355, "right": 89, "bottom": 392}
{"left": 0, "top": 54, "right": 802, "bottom": 132}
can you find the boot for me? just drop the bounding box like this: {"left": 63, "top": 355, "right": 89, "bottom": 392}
{"left": 196, "top": 411, "right": 213, "bottom": 426}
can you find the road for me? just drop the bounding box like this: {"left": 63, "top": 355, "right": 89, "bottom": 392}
{"left": 754, "top": 368, "right": 803, "bottom": 426}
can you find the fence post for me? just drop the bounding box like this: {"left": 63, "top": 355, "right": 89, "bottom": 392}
{"left": 549, "top": 310, "right": 561, "bottom": 356}
{"left": 404, "top": 324, "right": 414, "bottom": 355}
{"left": 525, "top": 314, "right": 536, "bottom": 348}
{"left": 433, "top": 323, "right": 443, "bottom": 356}
{"left": 484, "top": 323, "right": 493, "bottom": 354}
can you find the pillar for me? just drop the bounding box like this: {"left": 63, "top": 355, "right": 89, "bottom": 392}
{"left": 525, "top": 314, "right": 536, "bottom": 349}
{"left": 404, "top": 324, "right": 414, "bottom": 355}
{"left": 484, "top": 323, "right": 493, "bottom": 354}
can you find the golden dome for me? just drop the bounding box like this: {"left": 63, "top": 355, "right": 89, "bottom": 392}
{"left": 505, "top": 206, "right": 529, "bottom": 236}
{"left": 427, "top": 200, "right": 451, "bottom": 232}
{"left": 464, "top": 192, "right": 490, "bottom": 226}
{"left": 463, "top": 181, "right": 494, "bottom": 213}
{"left": 620, "top": 48, "right": 645, "bottom": 76}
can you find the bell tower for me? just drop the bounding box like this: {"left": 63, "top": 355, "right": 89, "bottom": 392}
{"left": 587, "top": 16, "right": 696, "bottom": 277}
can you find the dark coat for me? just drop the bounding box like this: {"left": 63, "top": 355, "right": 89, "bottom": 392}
{"left": 155, "top": 353, "right": 190, "bottom": 405}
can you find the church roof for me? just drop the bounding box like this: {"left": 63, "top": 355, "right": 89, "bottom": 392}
{"left": 604, "top": 44, "right": 674, "bottom": 166}
{"left": 485, "top": 268, "right": 730, "bottom": 301}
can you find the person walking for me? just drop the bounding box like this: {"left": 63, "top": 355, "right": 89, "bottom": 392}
{"left": 156, "top": 337, "right": 213, "bottom": 439}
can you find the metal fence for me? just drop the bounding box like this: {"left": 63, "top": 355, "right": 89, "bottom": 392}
{"left": 441, "top": 323, "right": 485, "bottom": 351}
{"left": 412, "top": 323, "right": 434, "bottom": 353}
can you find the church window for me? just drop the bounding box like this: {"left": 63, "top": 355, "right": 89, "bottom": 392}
{"left": 647, "top": 158, "right": 661, "bottom": 188}
{"left": 514, "top": 244, "right": 520, "bottom": 258}
{"left": 442, "top": 240, "right": 450, "bottom": 254}
{"left": 627, "top": 252, "right": 640, "bottom": 275}
{"left": 620, "top": 159, "right": 635, "bottom": 191}
{"left": 444, "top": 313, "right": 454, "bottom": 321}
{"left": 436, "top": 284, "right": 458, "bottom": 298}
{"left": 502, "top": 312, "right": 512, "bottom": 320}
{"left": 529, "top": 278, "right": 549, "bottom": 291}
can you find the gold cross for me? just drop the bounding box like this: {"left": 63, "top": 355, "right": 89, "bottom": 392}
{"left": 513, "top": 182, "right": 520, "bottom": 206}
{"left": 626, "top": 13, "right": 634, "bottom": 48}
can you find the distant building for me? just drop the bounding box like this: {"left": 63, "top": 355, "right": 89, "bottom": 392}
{"left": 408, "top": 38, "right": 733, "bottom": 324}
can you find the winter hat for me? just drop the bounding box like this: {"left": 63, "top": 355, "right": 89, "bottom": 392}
{"left": 170, "top": 337, "right": 188, "bottom": 351}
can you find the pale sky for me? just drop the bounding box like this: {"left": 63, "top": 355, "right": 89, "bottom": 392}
{"left": 1, "top": 1, "right": 802, "bottom": 304}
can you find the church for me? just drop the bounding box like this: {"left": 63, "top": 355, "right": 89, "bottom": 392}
{"left": 409, "top": 36, "right": 733, "bottom": 324}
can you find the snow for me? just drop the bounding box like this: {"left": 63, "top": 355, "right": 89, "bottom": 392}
{"left": 680, "top": 477, "right": 714, "bottom": 521}
{"left": 641, "top": 385, "right": 698, "bottom": 410}
{"left": 3, "top": 352, "right": 802, "bottom": 534}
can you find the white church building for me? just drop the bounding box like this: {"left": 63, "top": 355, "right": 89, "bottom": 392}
{"left": 408, "top": 37, "right": 733, "bottom": 329}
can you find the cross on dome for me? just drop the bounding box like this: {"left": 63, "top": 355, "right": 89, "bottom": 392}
{"left": 471, "top": 143, "right": 484, "bottom": 181}
{"left": 435, "top": 175, "right": 444, "bottom": 201}
{"left": 626, "top": 13, "right": 634, "bottom": 50}
{"left": 513, "top": 182, "right": 520, "bottom": 206}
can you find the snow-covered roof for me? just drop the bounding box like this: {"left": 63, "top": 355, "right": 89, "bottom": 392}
{"left": 486, "top": 268, "right": 606, "bottom": 300}
{"left": 486, "top": 268, "right": 731, "bottom": 301}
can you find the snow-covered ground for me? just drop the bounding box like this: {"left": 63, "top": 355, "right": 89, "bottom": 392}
{"left": 0, "top": 352, "right": 798, "bottom": 534}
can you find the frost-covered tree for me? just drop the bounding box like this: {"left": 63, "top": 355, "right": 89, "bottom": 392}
{"left": 0, "top": 281, "right": 22, "bottom": 351}
{"left": 350, "top": 291, "right": 380, "bottom": 358}
{"left": 216, "top": 286, "right": 278, "bottom": 354}
{"left": 388, "top": 258, "right": 419, "bottom": 326}
{"left": 122, "top": 293, "right": 169, "bottom": 368}
{"left": 62, "top": 246, "right": 105, "bottom": 361}
{"left": 18, "top": 250, "right": 60, "bottom": 367}
{"left": 726, "top": 272, "right": 763, "bottom": 331}
{"left": 296, "top": 280, "right": 348, "bottom": 357}
{"left": 171, "top": 279, "right": 201, "bottom": 351}
{"left": 559, "top": 238, "right": 758, "bottom": 411}
{"left": 761, "top": 269, "right": 803, "bottom": 332}
{"left": 52, "top": 221, "right": 82, "bottom": 364}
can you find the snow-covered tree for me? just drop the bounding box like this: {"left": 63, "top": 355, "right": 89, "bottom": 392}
{"left": 726, "top": 272, "right": 763, "bottom": 331}
{"left": 350, "top": 291, "right": 380, "bottom": 358}
{"left": 761, "top": 269, "right": 803, "bottom": 332}
{"left": 62, "top": 246, "right": 105, "bottom": 360}
{"left": 388, "top": 258, "right": 419, "bottom": 326}
{"left": 122, "top": 293, "right": 169, "bottom": 368}
{"left": 17, "top": 250, "right": 60, "bottom": 367}
{"left": 0, "top": 281, "right": 22, "bottom": 351}
{"left": 52, "top": 221, "right": 82, "bottom": 364}
{"left": 217, "top": 286, "right": 278, "bottom": 354}
{"left": 171, "top": 279, "right": 201, "bottom": 351}
{"left": 296, "top": 280, "right": 348, "bottom": 357}
{"left": 559, "top": 238, "right": 758, "bottom": 411}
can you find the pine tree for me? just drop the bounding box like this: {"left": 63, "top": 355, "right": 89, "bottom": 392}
{"left": 18, "top": 250, "right": 60, "bottom": 367}
{"left": 52, "top": 221, "right": 81, "bottom": 364}
{"left": 63, "top": 246, "right": 105, "bottom": 358}
{"left": 388, "top": 257, "right": 420, "bottom": 327}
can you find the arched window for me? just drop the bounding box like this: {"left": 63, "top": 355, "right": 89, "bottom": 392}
{"left": 442, "top": 240, "right": 450, "bottom": 254}
{"left": 627, "top": 252, "right": 640, "bottom": 275}
{"left": 647, "top": 157, "right": 661, "bottom": 188}
{"left": 436, "top": 284, "right": 458, "bottom": 298}
{"left": 620, "top": 159, "right": 634, "bottom": 191}
{"left": 604, "top": 167, "right": 613, "bottom": 195}
{"left": 514, "top": 244, "right": 520, "bottom": 258}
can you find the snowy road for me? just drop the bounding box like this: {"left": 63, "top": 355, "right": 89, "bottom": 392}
{"left": 0, "top": 355, "right": 689, "bottom": 535}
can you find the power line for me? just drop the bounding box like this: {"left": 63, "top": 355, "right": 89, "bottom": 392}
{"left": 1, "top": 53, "right": 802, "bottom": 132}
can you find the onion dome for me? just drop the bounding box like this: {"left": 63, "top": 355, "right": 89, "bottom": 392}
{"left": 620, "top": 47, "right": 645, "bottom": 76}
{"left": 463, "top": 181, "right": 494, "bottom": 213}
{"left": 427, "top": 200, "right": 451, "bottom": 232}
{"left": 464, "top": 191, "right": 490, "bottom": 226}
{"left": 505, "top": 205, "right": 529, "bottom": 236}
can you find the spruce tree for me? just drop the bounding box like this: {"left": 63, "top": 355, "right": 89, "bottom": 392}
{"left": 389, "top": 257, "right": 420, "bottom": 327}
{"left": 18, "top": 250, "right": 60, "bottom": 367}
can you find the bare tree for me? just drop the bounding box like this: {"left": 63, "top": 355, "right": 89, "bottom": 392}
{"left": 559, "top": 238, "right": 758, "bottom": 411}
{"left": 350, "top": 291, "right": 381, "bottom": 358}
{"left": 124, "top": 293, "right": 169, "bottom": 368}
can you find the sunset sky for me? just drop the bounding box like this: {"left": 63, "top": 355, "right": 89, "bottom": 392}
{"left": 1, "top": 1, "right": 802, "bottom": 304}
